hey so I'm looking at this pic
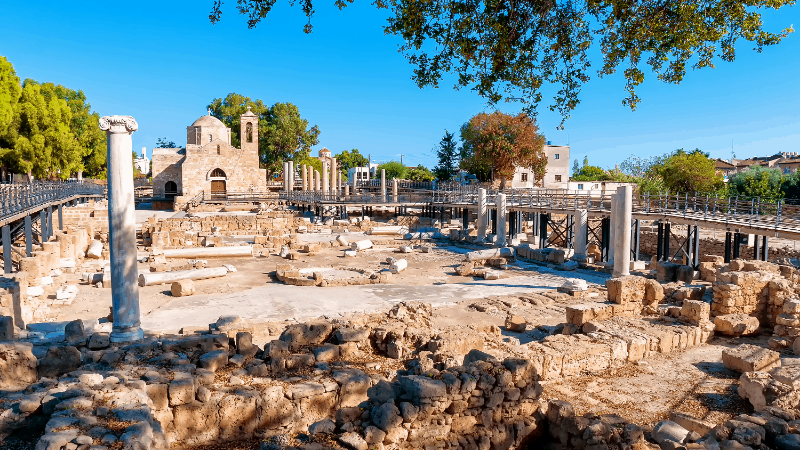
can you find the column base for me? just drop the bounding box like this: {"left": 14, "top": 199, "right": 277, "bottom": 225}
{"left": 110, "top": 327, "right": 144, "bottom": 343}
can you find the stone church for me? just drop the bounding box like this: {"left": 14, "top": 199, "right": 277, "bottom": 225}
{"left": 151, "top": 108, "right": 267, "bottom": 208}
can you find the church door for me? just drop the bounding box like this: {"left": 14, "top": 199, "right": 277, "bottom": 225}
{"left": 211, "top": 180, "right": 226, "bottom": 199}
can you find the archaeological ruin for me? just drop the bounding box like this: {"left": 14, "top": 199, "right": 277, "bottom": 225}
{"left": 3, "top": 116, "right": 800, "bottom": 450}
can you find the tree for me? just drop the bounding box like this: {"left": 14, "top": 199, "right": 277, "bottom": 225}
{"left": 459, "top": 121, "right": 491, "bottom": 182}
{"left": 377, "top": 161, "right": 407, "bottom": 180}
{"left": 460, "top": 111, "right": 546, "bottom": 188}
{"left": 433, "top": 130, "right": 458, "bottom": 181}
{"left": 156, "top": 137, "right": 178, "bottom": 148}
{"left": 335, "top": 149, "right": 368, "bottom": 173}
{"left": 0, "top": 56, "right": 22, "bottom": 179}
{"left": 209, "top": 94, "right": 320, "bottom": 174}
{"left": 571, "top": 165, "right": 610, "bottom": 182}
{"left": 209, "top": 2, "right": 794, "bottom": 125}
{"left": 408, "top": 164, "right": 435, "bottom": 182}
{"left": 572, "top": 159, "right": 580, "bottom": 176}
{"left": 657, "top": 149, "right": 724, "bottom": 194}
{"left": 728, "top": 166, "right": 784, "bottom": 201}
{"left": 783, "top": 171, "right": 800, "bottom": 200}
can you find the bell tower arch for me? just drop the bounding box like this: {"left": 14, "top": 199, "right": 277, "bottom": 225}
{"left": 240, "top": 106, "right": 258, "bottom": 156}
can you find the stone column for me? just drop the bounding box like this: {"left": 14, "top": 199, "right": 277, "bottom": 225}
{"left": 392, "top": 179, "right": 398, "bottom": 203}
{"left": 283, "top": 162, "right": 288, "bottom": 192}
{"left": 314, "top": 170, "right": 320, "bottom": 192}
{"left": 289, "top": 161, "right": 294, "bottom": 191}
{"left": 380, "top": 169, "right": 386, "bottom": 203}
{"left": 495, "top": 193, "right": 507, "bottom": 247}
{"left": 301, "top": 164, "right": 307, "bottom": 191}
{"left": 330, "top": 158, "right": 337, "bottom": 193}
{"left": 99, "top": 115, "right": 143, "bottom": 343}
{"left": 476, "top": 188, "right": 488, "bottom": 242}
{"left": 572, "top": 209, "right": 588, "bottom": 262}
{"left": 322, "top": 162, "right": 329, "bottom": 193}
{"left": 309, "top": 165, "right": 314, "bottom": 191}
{"left": 613, "top": 185, "right": 633, "bottom": 277}
{"left": 345, "top": 185, "right": 350, "bottom": 197}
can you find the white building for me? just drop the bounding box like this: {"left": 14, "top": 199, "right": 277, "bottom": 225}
{"left": 509, "top": 144, "right": 570, "bottom": 189}
{"left": 566, "top": 180, "right": 635, "bottom": 195}
{"left": 134, "top": 147, "right": 150, "bottom": 176}
{"left": 347, "top": 167, "right": 372, "bottom": 185}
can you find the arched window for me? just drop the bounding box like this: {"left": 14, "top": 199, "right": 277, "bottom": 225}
{"left": 246, "top": 122, "right": 253, "bottom": 143}
{"left": 210, "top": 168, "right": 226, "bottom": 178}
{"left": 209, "top": 134, "right": 213, "bottom": 143}
{"left": 216, "top": 145, "right": 221, "bottom": 155}
{"left": 164, "top": 181, "right": 177, "bottom": 198}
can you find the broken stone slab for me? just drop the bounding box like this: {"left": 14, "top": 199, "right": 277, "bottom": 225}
{"left": 714, "top": 314, "right": 759, "bottom": 336}
{"left": 738, "top": 371, "right": 792, "bottom": 410}
{"left": 279, "top": 246, "right": 290, "bottom": 258}
{"left": 344, "top": 250, "right": 357, "bottom": 257}
{"left": 669, "top": 412, "right": 715, "bottom": 436}
{"left": 280, "top": 320, "right": 334, "bottom": 351}
{"left": 681, "top": 300, "right": 710, "bottom": 324}
{"left": 38, "top": 345, "right": 82, "bottom": 378}
{"left": 505, "top": 315, "right": 527, "bottom": 332}
{"left": 171, "top": 279, "right": 195, "bottom": 297}
{"left": 56, "top": 285, "right": 78, "bottom": 302}
{"left": 368, "top": 226, "right": 409, "bottom": 236}
{"left": 606, "top": 275, "right": 646, "bottom": 304}
{"left": 561, "top": 278, "right": 588, "bottom": 291}
{"left": 398, "top": 244, "right": 413, "bottom": 253}
{"left": 351, "top": 240, "right": 373, "bottom": 251}
{"left": 0, "top": 342, "right": 37, "bottom": 389}
{"left": 723, "top": 344, "right": 781, "bottom": 373}
{"left": 390, "top": 259, "right": 407, "bottom": 274}
{"left": 197, "top": 349, "right": 228, "bottom": 372}
{"left": 65, "top": 319, "right": 86, "bottom": 345}
{"left": 138, "top": 266, "right": 230, "bottom": 287}
{"left": 651, "top": 420, "right": 690, "bottom": 446}
{"left": 483, "top": 270, "right": 500, "bottom": 280}
{"left": 86, "top": 240, "right": 103, "bottom": 259}
{"left": 466, "top": 247, "right": 514, "bottom": 261}
{"left": 336, "top": 235, "right": 349, "bottom": 247}
{"left": 160, "top": 246, "right": 253, "bottom": 258}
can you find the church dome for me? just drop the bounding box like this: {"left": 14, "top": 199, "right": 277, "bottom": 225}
{"left": 319, "top": 148, "right": 331, "bottom": 157}
{"left": 191, "top": 115, "right": 226, "bottom": 128}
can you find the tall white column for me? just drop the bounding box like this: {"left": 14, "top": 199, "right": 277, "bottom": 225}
{"left": 380, "top": 169, "right": 386, "bottom": 203}
{"left": 613, "top": 186, "right": 633, "bottom": 277}
{"left": 302, "top": 164, "right": 307, "bottom": 191}
{"left": 392, "top": 179, "right": 398, "bottom": 203}
{"left": 345, "top": 185, "right": 350, "bottom": 197}
{"left": 289, "top": 161, "right": 294, "bottom": 191}
{"left": 283, "top": 162, "right": 288, "bottom": 192}
{"left": 573, "top": 209, "right": 588, "bottom": 262}
{"left": 477, "top": 188, "right": 488, "bottom": 242}
{"left": 99, "top": 115, "right": 143, "bottom": 343}
{"left": 495, "top": 193, "right": 507, "bottom": 247}
{"left": 322, "top": 162, "right": 329, "bottom": 193}
{"left": 330, "top": 158, "right": 337, "bottom": 193}
{"left": 309, "top": 165, "right": 314, "bottom": 191}
{"left": 314, "top": 170, "right": 320, "bottom": 191}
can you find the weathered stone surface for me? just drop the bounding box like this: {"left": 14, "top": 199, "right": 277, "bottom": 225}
{"left": 168, "top": 377, "right": 195, "bottom": 406}
{"left": 606, "top": 276, "right": 646, "bottom": 304}
{"left": 38, "top": 345, "right": 81, "bottom": 378}
{"left": 644, "top": 279, "right": 665, "bottom": 304}
{"left": 0, "top": 315, "right": 14, "bottom": 341}
{"left": 400, "top": 375, "right": 447, "bottom": 400}
{"left": 651, "top": 420, "right": 690, "bottom": 446}
{"left": 0, "top": 342, "right": 37, "bottom": 389}
{"left": 505, "top": 315, "right": 527, "bottom": 332}
{"left": 280, "top": 320, "right": 333, "bottom": 351}
{"left": 715, "top": 314, "right": 760, "bottom": 336}
{"left": 681, "top": 300, "right": 710, "bottom": 324}
{"left": 64, "top": 319, "right": 86, "bottom": 345}
{"left": 338, "top": 432, "right": 368, "bottom": 450}
{"left": 197, "top": 349, "right": 228, "bottom": 372}
{"left": 333, "top": 369, "right": 370, "bottom": 407}
{"left": 334, "top": 327, "right": 369, "bottom": 343}
{"left": 171, "top": 279, "right": 195, "bottom": 297}
{"left": 722, "top": 344, "right": 781, "bottom": 373}
{"left": 738, "top": 371, "right": 792, "bottom": 410}
{"left": 87, "top": 332, "right": 110, "bottom": 349}
{"left": 371, "top": 402, "right": 402, "bottom": 432}
{"left": 309, "top": 419, "right": 335, "bottom": 435}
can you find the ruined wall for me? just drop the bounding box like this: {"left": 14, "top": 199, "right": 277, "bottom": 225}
{"left": 179, "top": 141, "right": 266, "bottom": 199}
{"left": 152, "top": 149, "right": 184, "bottom": 198}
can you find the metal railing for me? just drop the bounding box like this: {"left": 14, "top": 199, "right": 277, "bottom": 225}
{"left": 0, "top": 180, "right": 106, "bottom": 222}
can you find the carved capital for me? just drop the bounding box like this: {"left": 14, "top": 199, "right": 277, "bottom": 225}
{"left": 99, "top": 115, "right": 138, "bottom": 133}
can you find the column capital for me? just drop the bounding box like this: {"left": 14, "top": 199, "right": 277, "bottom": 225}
{"left": 99, "top": 115, "right": 138, "bottom": 134}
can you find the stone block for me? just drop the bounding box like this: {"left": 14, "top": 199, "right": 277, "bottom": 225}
{"left": 722, "top": 344, "right": 781, "bottom": 373}
{"left": 280, "top": 320, "right": 333, "bottom": 351}
{"left": 197, "top": 349, "right": 228, "bottom": 372}
{"left": 87, "top": 332, "right": 110, "bottom": 349}
{"left": 146, "top": 383, "right": 169, "bottom": 410}
{"left": 168, "top": 377, "right": 196, "bottom": 407}
{"left": 714, "top": 314, "right": 759, "bottom": 337}
{"left": 64, "top": 319, "right": 86, "bottom": 345}
{"left": 171, "top": 279, "right": 195, "bottom": 297}
{"left": 38, "top": 345, "right": 81, "bottom": 378}
{"left": 681, "top": 300, "right": 710, "bottom": 323}
{"left": 738, "top": 371, "right": 791, "bottom": 410}
{"left": 0, "top": 342, "right": 37, "bottom": 389}
{"left": 676, "top": 265, "right": 696, "bottom": 284}
{"left": 644, "top": 279, "right": 665, "bottom": 305}
{"left": 656, "top": 261, "right": 679, "bottom": 282}
{"left": 505, "top": 315, "right": 527, "bottom": 332}
{"left": 606, "top": 276, "right": 646, "bottom": 304}
{"left": 0, "top": 315, "right": 14, "bottom": 341}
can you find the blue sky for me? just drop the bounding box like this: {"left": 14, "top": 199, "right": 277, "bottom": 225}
{"left": 1, "top": 1, "right": 798, "bottom": 171}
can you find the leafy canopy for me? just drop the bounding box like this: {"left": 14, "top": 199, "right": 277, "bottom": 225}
{"left": 209, "top": 1, "right": 795, "bottom": 126}
{"left": 657, "top": 149, "right": 725, "bottom": 194}
{"left": 377, "top": 161, "right": 407, "bottom": 180}
{"left": 408, "top": 164, "right": 435, "bottom": 182}
{"left": 728, "top": 166, "right": 784, "bottom": 201}
{"left": 460, "top": 111, "right": 547, "bottom": 188}
{"left": 156, "top": 137, "right": 178, "bottom": 148}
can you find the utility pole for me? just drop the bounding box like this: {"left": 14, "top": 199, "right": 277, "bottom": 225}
{"left": 400, "top": 154, "right": 405, "bottom": 166}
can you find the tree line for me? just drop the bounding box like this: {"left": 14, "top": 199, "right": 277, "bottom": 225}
{"left": 572, "top": 149, "right": 800, "bottom": 202}
{"left": 0, "top": 56, "right": 107, "bottom": 181}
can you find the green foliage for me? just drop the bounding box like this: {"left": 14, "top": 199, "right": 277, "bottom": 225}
{"left": 209, "top": 94, "right": 320, "bottom": 174}
{"left": 434, "top": 130, "right": 459, "bottom": 181}
{"left": 572, "top": 159, "right": 579, "bottom": 176}
{"left": 728, "top": 166, "right": 785, "bottom": 201}
{"left": 377, "top": 161, "right": 407, "bottom": 180}
{"left": 657, "top": 149, "right": 725, "bottom": 194}
{"left": 571, "top": 165, "right": 610, "bottom": 181}
{"left": 210, "top": 1, "right": 795, "bottom": 125}
{"left": 458, "top": 121, "right": 491, "bottom": 182}
{"left": 295, "top": 153, "right": 323, "bottom": 179}
{"left": 335, "top": 149, "right": 369, "bottom": 174}
{"left": 408, "top": 164, "right": 435, "bottom": 182}
{"left": 156, "top": 137, "right": 178, "bottom": 148}
{"left": 782, "top": 172, "right": 800, "bottom": 199}
{"left": 0, "top": 56, "right": 21, "bottom": 135}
